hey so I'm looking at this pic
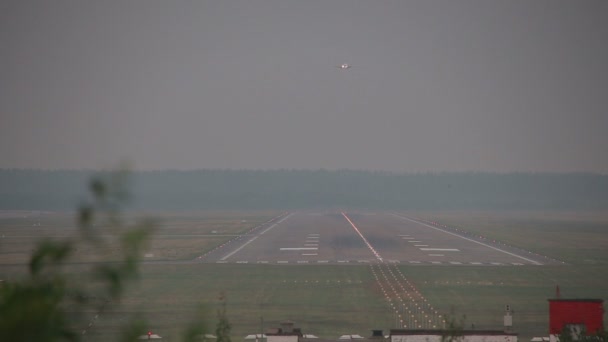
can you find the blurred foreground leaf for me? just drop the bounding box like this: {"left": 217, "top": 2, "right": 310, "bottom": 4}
{"left": 0, "top": 170, "right": 155, "bottom": 341}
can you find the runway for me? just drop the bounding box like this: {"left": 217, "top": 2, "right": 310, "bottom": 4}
{"left": 198, "top": 211, "right": 550, "bottom": 266}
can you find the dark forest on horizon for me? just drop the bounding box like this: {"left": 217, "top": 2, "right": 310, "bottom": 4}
{"left": 1, "top": 169, "right": 607, "bottom": 210}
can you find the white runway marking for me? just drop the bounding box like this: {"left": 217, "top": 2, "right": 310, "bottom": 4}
{"left": 304, "top": 244, "right": 318, "bottom": 246}
{"left": 221, "top": 236, "right": 258, "bottom": 261}
{"left": 212, "top": 259, "right": 530, "bottom": 265}
{"left": 342, "top": 212, "right": 383, "bottom": 261}
{"left": 399, "top": 234, "right": 411, "bottom": 237}
{"left": 391, "top": 214, "right": 543, "bottom": 265}
{"left": 429, "top": 254, "right": 444, "bottom": 256}
{"left": 302, "top": 253, "right": 318, "bottom": 256}
{"left": 415, "top": 245, "right": 429, "bottom": 247}
{"left": 420, "top": 248, "right": 460, "bottom": 252}
{"left": 280, "top": 247, "right": 318, "bottom": 250}
{"left": 260, "top": 224, "right": 277, "bottom": 234}
{"left": 276, "top": 213, "right": 294, "bottom": 224}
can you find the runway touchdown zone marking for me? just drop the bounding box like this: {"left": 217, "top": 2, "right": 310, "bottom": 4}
{"left": 280, "top": 247, "right": 318, "bottom": 251}
{"left": 391, "top": 213, "right": 543, "bottom": 265}
{"left": 214, "top": 259, "right": 530, "bottom": 266}
{"left": 420, "top": 248, "right": 460, "bottom": 252}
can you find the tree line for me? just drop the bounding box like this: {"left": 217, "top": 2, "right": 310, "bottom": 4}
{"left": 1, "top": 169, "right": 607, "bottom": 210}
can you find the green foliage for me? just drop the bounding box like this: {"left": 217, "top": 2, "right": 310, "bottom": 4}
{"left": 181, "top": 305, "right": 209, "bottom": 342}
{"left": 558, "top": 326, "right": 608, "bottom": 342}
{"left": 216, "top": 293, "right": 232, "bottom": 342}
{"left": 441, "top": 312, "right": 466, "bottom": 342}
{"left": 0, "top": 171, "right": 154, "bottom": 341}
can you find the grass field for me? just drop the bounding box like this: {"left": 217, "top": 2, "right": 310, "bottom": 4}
{"left": 407, "top": 210, "right": 608, "bottom": 265}
{"left": 1, "top": 210, "right": 607, "bottom": 341}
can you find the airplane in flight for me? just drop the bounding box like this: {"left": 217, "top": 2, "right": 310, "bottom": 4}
{"left": 337, "top": 63, "right": 352, "bottom": 69}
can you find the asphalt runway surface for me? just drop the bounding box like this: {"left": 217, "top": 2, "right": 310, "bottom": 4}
{"left": 199, "top": 211, "right": 553, "bottom": 266}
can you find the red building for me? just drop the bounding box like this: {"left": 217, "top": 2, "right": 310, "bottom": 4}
{"left": 548, "top": 298, "right": 604, "bottom": 341}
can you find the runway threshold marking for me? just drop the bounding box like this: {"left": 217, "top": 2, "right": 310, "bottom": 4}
{"left": 391, "top": 213, "right": 543, "bottom": 265}
{"left": 341, "top": 212, "right": 383, "bottom": 262}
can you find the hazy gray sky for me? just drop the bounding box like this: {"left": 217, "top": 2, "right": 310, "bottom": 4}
{"left": 1, "top": 0, "right": 607, "bottom": 173}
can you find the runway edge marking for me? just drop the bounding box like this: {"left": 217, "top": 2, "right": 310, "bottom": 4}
{"left": 391, "top": 213, "right": 543, "bottom": 265}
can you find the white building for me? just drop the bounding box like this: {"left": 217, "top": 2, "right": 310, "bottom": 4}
{"left": 390, "top": 329, "right": 518, "bottom": 342}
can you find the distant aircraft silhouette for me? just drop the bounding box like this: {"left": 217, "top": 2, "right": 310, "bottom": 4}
{"left": 337, "top": 63, "right": 352, "bottom": 69}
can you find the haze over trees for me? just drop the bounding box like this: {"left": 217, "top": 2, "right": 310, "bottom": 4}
{"left": 1, "top": 169, "right": 607, "bottom": 210}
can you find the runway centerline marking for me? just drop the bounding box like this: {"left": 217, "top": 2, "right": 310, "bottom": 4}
{"left": 391, "top": 213, "right": 543, "bottom": 265}
{"left": 341, "top": 212, "right": 383, "bottom": 262}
